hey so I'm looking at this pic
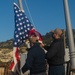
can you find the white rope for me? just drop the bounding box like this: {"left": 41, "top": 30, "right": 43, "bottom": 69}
{"left": 24, "top": 0, "right": 36, "bottom": 29}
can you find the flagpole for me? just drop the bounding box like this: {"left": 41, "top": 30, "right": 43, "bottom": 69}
{"left": 16, "top": 1, "right": 24, "bottom": 75}
{"left": 18, "top": 0, "right": 24, "bottom": 12}
{"left": 63, "top": 0, "right": 75, "bottom": 69}
{"left": 18, "top": 1, "right": 26, "bottom": 75}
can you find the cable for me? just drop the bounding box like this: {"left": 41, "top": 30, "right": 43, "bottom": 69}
{"left": 24, "top": 0, "right": 36, "bottom": 29}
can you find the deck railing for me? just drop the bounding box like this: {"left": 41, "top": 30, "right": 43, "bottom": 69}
{"left": 0, "top": 62, "right": 10, "bottom": 75}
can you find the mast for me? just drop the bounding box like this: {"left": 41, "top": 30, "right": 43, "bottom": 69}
{"left": 15, "top": 0, "right": 24, "bottom": 75}
{"left": 18, "top": 0, "right": 24, "bottom": 12}
{"left": 63, "top": 0, "right": 75, "bottom": 69}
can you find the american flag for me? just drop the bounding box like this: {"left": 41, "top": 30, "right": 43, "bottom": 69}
{"left": 13, "top": 3, "right": 34, "bottom": 47}
{"left": 9, "top": 2, "right": 34, "bottom": 74}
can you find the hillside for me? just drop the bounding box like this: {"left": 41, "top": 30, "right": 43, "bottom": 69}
{"left": 0, "top": 39, "right": 26, "bottom": 62}
{"left": 0, "top": 29, "right": 75, "bottom": 62}
{"left": 0, "top": 39, "right": 13, "bottom": 49}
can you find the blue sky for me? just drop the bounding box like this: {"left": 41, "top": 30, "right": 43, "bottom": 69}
{"left": 0, "top": 0, "right": 75, "bottom": 42}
